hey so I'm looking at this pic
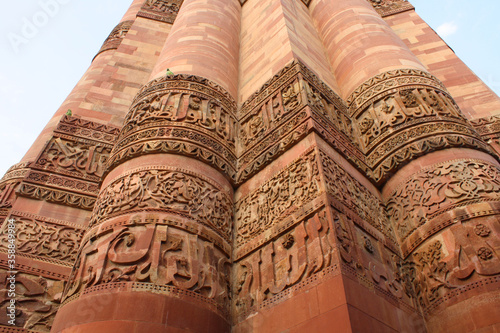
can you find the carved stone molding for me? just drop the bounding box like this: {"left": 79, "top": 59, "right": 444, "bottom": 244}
{"left": 137, "top": 0, "right": 184, "bottom": 24}
{"left": 0, "top": 162, "right": 31, "bottom": 184}
{"left": 319, "top": 150, "right": 390, "bottom": 239}
{"left": 387, "top": 159, "right": 500, "bottom": 244}
{"left": 94, "top": 20, "right": 134, "bottom": 59}
{"left": 90, "top": 166, "right": 233, "bottom": 241}
{"left": 108, "top": 74, "right": 237, "bottom": 182}
{"left": 0, "top": 215, "right": 83, "bottom": 265}
{"left": 237, "top": 60, "right": 365, "bottom": 184}
{"left": 18, "top": 184, "right": 96, "bottom": 211}
{"left": 235, "top": 148, "right": 322, "bottom": 248}
{"left": 368, "top": 0, "right": 414, "bottom": 17}
{"left": 407, "top": 220, "right": 500, "bottom": 315}
{"left": 62, "top": 222, "right": 230, "bottom": 314}
{"left": 55, "top": 115, "right": 120, "bottom": 144}
{"left": 347, "top": 69, "right": 491, "bottom": 184}
{"left": 0, "top": 269, "right": 63, "bottom": 331}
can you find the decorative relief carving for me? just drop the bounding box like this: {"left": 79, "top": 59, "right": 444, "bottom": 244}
{"left": 237, "top": 60, "right": 364, "bottom": 185}
{"left": 25, "top": 171, "right": 99, "bottom": 196}
{"left": 319, "top": 150, "right": 390, "bottom": 238}
{"left": 63, "top": 223, "right": 230, "bottom": 311}
{"left": 138, "top": 0, "right": 183, "bottom": 24}
{"left": 346, "top": 69, "right": 491, "bottom": 184}
{"left": 90, "top": 167, "right": 233, "bottom": 241}
{"left": 95, "top": 20, "right": 134, "bottom": 58}
{"left": 368, "top": 0, "right": 414, "bottom": 17}
{"left": 35, "top": 137, "right": 112, "bottom": 181}
{"left": 0, "top": 270, "right": 63, "bottom": 331}
{"left": 409, "top": 218, "right": 500, "bottom": 314}
{"left": 18, "top": 183, "right": 96, "bottom": 211}
{"left": 235, "top": 149, "right": 321, "bottom": 245}
{"left": 0, "top": 162, "right": 31, "bottom": 183}
{"left": 109, "top": 74, "right": 237, "bottom": 181}
{"left": 0, "top": 216, "right": 83, "bottom": 263}
{"left": 55, "top": 115, "right": 120, "bottom": 144}
{"left": 387, "top": 160, "right": 500, "bottom": 243}
{"left": 234, "top": 208, "right": 411, "bottom": 317}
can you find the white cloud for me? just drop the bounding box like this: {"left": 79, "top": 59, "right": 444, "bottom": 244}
{"left": 436, "top": 21, "right": 458, "bottom": 38}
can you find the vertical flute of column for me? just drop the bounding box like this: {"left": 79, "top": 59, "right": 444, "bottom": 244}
{"left": 52, "top": 0, "right": 241, "bottom": 332}
{"left": 308, "top": 0, "right": 500, "bottom": 330}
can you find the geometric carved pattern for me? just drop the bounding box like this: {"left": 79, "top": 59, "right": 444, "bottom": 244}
{"left": 137, "top": 0, "right": 184, "bottom": 23}
{"left": 108, "top": 74, "right": 238, "bottom": 181}
{"left": 368, "top": 0, "right": 415, "bottom": 17}
{"left": 94, "top": 20, "right": 134, "bottom": 59}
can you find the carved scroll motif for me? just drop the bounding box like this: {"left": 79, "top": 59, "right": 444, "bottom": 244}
{"left": 138, "top": 0, "right": 184, "bottom": 23}
{"left": 95, "top": 20, "right": 134, "bottom": 58}
{"left": 0, "top": 217, "right": 83, "bottom": 263}
{"left": 368, "top": 0, "right": 414, "bottom": 17}
{"left": 235, "top": 149, "right": 321, "bottom": 245}
{"left": 0, "top": 270, "right": 63, "bottom": 332}
{"left": 109, "top": 74, "right": 237, "bottom": 181}
{"left": 63, "top": 223, "right": 230, "bottom": 311}
{"left": 90, "top": 167, "right": 233, "bottom": 241}
{"left": 387, "top": 160, "right": 500, "bottom": 243}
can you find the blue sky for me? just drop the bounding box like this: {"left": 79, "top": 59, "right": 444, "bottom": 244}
{"left": 0, "top": 0, "right": 499, "bottom": 177}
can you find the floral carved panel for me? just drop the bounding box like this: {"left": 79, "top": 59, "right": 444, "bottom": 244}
{"left": 387, "top": 159, "right": 500, "bottom": 244}
{"left": 90, "top": 166, "right": 233, "bottom": 242}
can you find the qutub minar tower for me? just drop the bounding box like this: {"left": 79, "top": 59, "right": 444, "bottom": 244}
{"left": 1, "top": 0, "right": 500, "bottom": 332}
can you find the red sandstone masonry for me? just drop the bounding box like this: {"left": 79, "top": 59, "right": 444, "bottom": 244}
{"left": 384, "top": 9, "right": 500, "bottom": 120}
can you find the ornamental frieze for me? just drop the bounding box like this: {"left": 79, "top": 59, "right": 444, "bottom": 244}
{"left": 138, "top": 0, "right": 183, "bottom": 24}
{"left": 0, "top": 215, "right": 83, "bottom": 264}
{"left": 35, "top": 136, "right": 112, "bottom": 182}
{"left": 237, "top": 60, "right": 364, "bottom": 185}
{"left": 63, "top": 223, "right": 230, "bottom": 312}
{"left": 94, "top": 20, "right": 134, "bottom": 59}
{"left": 235, "top": 148, "right": 321, "bottom": 246}
{"left": 407, "top": 219, "right": 500, "bottom": 314}
{"left": 55, "top": 114, "right": 120, "bottom": 144}
{"left": 89, "top": 166, "right": 233, "bottom": 241}
{"left": 110, "top": 74, "right": 237, "bottom": 181}
{"left": 18, "top": 183, "right": 96, "bottom": 211}
{"left": 0, "top": 269, "right": 63, "bottom": 331}
{"left": 386, "top": 159, "right": 500, "bottom": 243}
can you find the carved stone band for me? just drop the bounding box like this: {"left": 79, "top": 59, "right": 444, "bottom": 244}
{"left": 108, "top": 74, "right": 238, "bottom": 182}
{"left": 94, "top": 20, "right": 134, "bottom": 60}
{"left": 347, "top": 69, "right": 492, "bottom": 184}
{"left": 89, "top": 165, "right": 233, "bottom": 242}
{"left": 62, "top": 222, "right": 231, "bottom": 312}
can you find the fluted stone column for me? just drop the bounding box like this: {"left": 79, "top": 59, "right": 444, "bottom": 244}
{"left": 52, "top": 0, "right": 240, "bottom": 332}
{"left": 309, "top": 0, "right": 500, "bottom": 330}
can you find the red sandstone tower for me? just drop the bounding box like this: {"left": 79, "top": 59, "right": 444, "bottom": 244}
{"left": 1, "top": 0, "right": 500, "bottom": 332}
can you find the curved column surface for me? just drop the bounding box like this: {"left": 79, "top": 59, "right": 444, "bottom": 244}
{"left": 382, "top": 148, "right": 500, "bottom": 332}
{"left": 150, "top": 0, "right": 241, "bottom": 99}
{"left": 309, "top": 0, "right": 426, "bottom": 98}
